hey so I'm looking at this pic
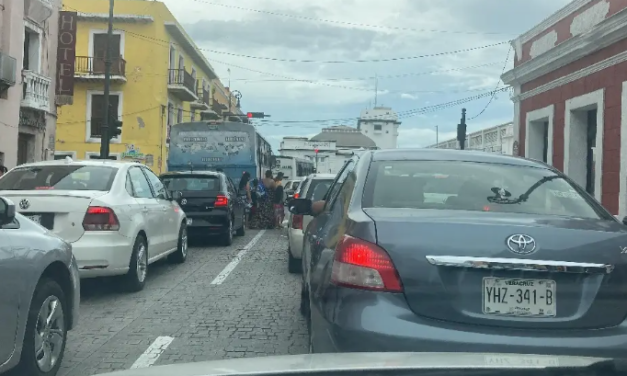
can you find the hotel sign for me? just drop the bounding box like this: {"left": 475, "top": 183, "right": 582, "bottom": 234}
{"left": 55, "top": 11, "right": 77, "bottom": 105}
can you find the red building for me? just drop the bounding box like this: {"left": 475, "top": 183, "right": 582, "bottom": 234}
{"left": 501, "top": 0, "right": 627, "bottom": 217}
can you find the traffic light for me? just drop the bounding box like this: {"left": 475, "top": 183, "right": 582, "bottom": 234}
{"left": 109, "top": 119, "right": 122, "bottom": 140}
{"left": 246, "top": 112, "right": 267, "bottom": 118}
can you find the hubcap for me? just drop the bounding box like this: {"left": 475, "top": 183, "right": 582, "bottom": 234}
{"left": 181, "top": 228, "right": 188, "bottom": 257}
{"left": 136, "top": 243, "right": 147, "bottom": 282}
{"left": 35, "top": 295, "right": 65, "bottom": 372}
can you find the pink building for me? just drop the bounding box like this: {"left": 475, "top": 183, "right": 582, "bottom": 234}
{"left": 502, "top": 0, "right": 627, "bottom": 217}
{"left": 0, "top": 0, "right": 60, "bottom": 169}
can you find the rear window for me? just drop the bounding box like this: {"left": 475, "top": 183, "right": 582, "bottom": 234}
{"left": 0, "top": 165, "right": 117, "bottom": 191}
{"left": 363, "top": 160, "right": 606, "bottom": 220}
{"left": 305, "top": 179, "right": 333, "bottom": 201}
{"left": 162, "top": 176, "right": 221, "bottom": 191}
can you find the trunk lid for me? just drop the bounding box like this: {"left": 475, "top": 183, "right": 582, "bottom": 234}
{"left": 0, "top": 190, "right": 106, "bottom": 242}
{"left": 364, "top": 208, "right": 627, "bottom": 330}
{"left": 178, "top": 190, "right": 224, "bottom": 213}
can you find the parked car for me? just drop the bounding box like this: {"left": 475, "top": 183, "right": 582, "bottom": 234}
{"left": 291, "top": 148, "right": 627, "bottom": 357}
{"left": 0, "top": 158, "right": 188, "bottom": 292}
{"left": 0, "top": 196, "right": 80, "bottom": 376}
{"left": 287, "top": 173, "right": 335, "bottom": 273}
{"left": 284, "top": 179, "right": 304, "bottom": 202}
{"left": 161, "top": 170, "right": 246, "bottom": 246}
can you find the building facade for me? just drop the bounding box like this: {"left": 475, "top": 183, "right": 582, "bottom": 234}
{"left": 56, "top": 0, "right": 235, "bottom": 173}
{"left": 502, "top": 0, "right": 627, "bottom": 216}
{"left": 428, "top": 122, "right": 514, "bottom": 154}
{"left": 0, "top": 0, "right": 60, "bottom": 169}
{"left": 357, "top": 106, "right": 400, "bottom": 149}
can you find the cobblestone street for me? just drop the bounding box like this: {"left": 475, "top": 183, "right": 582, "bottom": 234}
{"left": 59, "top": 229, "right": 308, "bottom": 376}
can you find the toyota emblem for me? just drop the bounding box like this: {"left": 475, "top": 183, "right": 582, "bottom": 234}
{"left": 506, "top": 234, "right": 537, "bottom": 255}
{"left": 19, "top": 199, "right": 30, "bottom": 210}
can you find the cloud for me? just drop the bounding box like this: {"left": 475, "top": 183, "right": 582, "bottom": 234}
{"left": 159, "top": 0, "right": 570, "bottom": 151}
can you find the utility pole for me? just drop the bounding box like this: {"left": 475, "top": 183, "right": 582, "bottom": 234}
{"left": 99, "top": 0, "right": 115, "bottom": 158}
{"left": 457, "top": 108, "right": 467, "bottom": 150}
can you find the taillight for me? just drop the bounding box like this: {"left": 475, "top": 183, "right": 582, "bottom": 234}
{"left": 331, "top": 235, "right": 402, "bottom": 292}
{"left": 83, "top": 206, "right": 120, "bottom": 231}
{"left": 215, "top": 195, "right": 228, "bottom": 207}
{"left": 291, "top": 214, "right": 303, "bottom": 230}
{"left": 293, "top": 192, "right": 299, "bottom": 199}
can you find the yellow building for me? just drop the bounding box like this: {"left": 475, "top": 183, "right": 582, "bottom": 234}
{"left": 56, "top": 0, "right": 232, "bottom": 173}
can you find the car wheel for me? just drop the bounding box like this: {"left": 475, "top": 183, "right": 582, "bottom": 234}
{"left": 288, "top": 248, "right": 300, "bottom": 274}
{"left": 168, "top": 222, "right": 188, "bottom": 264}
{"left": 221, "top": 218, "right": 233, "bottom": 246}
{"left": 235, "top": 215, "right": 246, "bottom": 237}
{"left": 122, "top": 235, "right": 148, "bottom": 292}
{"left": 16, "top": 278, "right": 67, "bottom": 376}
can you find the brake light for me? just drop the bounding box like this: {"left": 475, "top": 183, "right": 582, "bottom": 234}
{"left": 291, "top": 214, "right": 303, "bottom": 230}
{"left": 331, "top": 235, "right": 402, "bottom": 292}
{"left": 82, "top": 206, "right": 120, "bottom": 231}
{"left": 293, "top": 192, "right": 299, "bottom": 199}
{"left": 215, "top": 195, "right": 228, "bottom": 207}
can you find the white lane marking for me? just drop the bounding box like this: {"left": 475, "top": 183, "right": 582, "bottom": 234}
{"left": 211, "top": 230, "right": 266, "bottom": 285}
{"left": 130, "top": 336, "right": 174, "bottom": 369}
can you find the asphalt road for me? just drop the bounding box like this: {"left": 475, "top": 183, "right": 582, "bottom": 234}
{"left": 59, "top": 228, "right": 308, "bottom": 376}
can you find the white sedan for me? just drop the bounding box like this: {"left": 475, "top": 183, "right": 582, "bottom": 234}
{"left": 0, "top": 158, "right": 188, "bottom": 292}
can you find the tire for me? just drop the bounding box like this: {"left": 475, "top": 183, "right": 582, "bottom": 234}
{"left": 235, "top": 215, "right": 246, "bottom": 237}
{"left": 288, "top": 248, "right": 300, "bottom": 274}
{"left": 15, "top": 278, "right": 68, "bottom": 376}
{"left": 168, "top": 223, "right": 188, "bottom": 264}
{"left": 121, "top": 235, "right": 148, "bottom": 292}
{"left": 221, "top": 217, "right": 233, "bottom": 246}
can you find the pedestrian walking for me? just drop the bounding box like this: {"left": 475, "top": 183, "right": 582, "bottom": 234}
{"left": 273, "top": 172, "right": 285, "bottom": 228}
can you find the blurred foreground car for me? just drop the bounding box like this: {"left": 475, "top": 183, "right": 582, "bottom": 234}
{"left": 292, "top": 149, "right": 627, "bottom": 357}
{"left": 0, "top": 158, "right": 188, "bottom": 292}
{"left": 0, "top": 197, "right": 80, "bottom": 376}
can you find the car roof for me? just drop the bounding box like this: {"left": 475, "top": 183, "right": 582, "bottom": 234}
{"left": 12, "top": 158, "right": 140, "bottom": 169}
{"left": 308, "top": 173, "right": 335, "bottom": 179}
{"left": 160, "top": 170, "right": 223, "bottom": 177}
{"left": 370, "top": 148, "right": 544, "bottom": 168}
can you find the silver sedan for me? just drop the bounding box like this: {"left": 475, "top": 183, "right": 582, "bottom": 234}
{"left": 0, "top": 197, "right": 80, "bottom": 376}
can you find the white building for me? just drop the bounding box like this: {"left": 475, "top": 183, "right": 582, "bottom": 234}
{"left": 357, "top": 106, "right": 400, "bottom": 149}
{"left": 428, "top": 122, "right": 514, "bottom": 154}
{"left": 280, "top": 126, "right": 377, "bottom": 174}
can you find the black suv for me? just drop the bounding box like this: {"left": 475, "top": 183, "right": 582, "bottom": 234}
{"left": 160, "top": 171, "right": 246, "bottom": 246}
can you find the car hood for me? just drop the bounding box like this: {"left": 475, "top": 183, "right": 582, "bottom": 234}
{"left": 97, "top": 352, "right": 609, "bottom": 376}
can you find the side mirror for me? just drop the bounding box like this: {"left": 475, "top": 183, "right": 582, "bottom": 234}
{"left": 622, "top": 216, "right": 627, "bottom": 226}
{"left": 289, "top": 198, "right": 312, "bottom": 215}
{"left": 0, "top": 197, "right": 16, "bottom": 226}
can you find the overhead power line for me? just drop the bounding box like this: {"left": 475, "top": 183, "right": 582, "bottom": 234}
{"left": 188, "top": 0, "right": 514, "bottom": 36}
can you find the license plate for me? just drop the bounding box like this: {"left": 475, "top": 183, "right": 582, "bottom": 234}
{"left": 186, "top": 218, "right": 193, "bottom": 225}
{"left": 484, "top": 355, "right": 559, "bottom": 367}
{"left": 483, "top": 277, "right": 556, "bottom": 317}
{"left": 26, "top": 215, "right": 42, "bottom": 224}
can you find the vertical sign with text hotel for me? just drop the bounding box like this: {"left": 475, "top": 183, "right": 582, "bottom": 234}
{"left": 55, "top": 11, "right": 77, "bottom": 106}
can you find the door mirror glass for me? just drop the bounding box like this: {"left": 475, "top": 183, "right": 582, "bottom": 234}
{"left": 289, "top": 198, "right": 312, "bottom": 215}
{"left": 0, "top": 197, "right": 16, "bottom": 226}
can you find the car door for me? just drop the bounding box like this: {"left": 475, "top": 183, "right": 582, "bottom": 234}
{"left": 227, "top": 177, "right": 244, "bottom": 230}
{"left": 0, "top": 218, "right": 23, "bottom": 365}
{"left": 127, "top": 167, "right": 164, "bottom": 255}
{"left": 142, "top": 167, "right": 179, "bottom": 252}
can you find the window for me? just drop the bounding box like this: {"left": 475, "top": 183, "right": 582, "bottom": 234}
{"left": 325, "top": 160, "right": 356, "bottom": 209}
{"left": 374, "top": 124, "right": 382, "bottom": 131}
{"left": 89, "top": 93, "right": 121, "bottom": 139}
{"left": 306, "top": 179, "right": 333, "bottom": 201}
{"left": 190, "top": 111, "right": 196, "bottom": 122}
{"left": 23, "top": 28, "right": 41, "bottom": 72}
{"left": 54, "top": 152, "right": 75, "bottom": 160}
{"left": 142, "top": 168, "right": 167, "bottom": 199}
{"left": 0, "top": 165, "right": 118, "bottom": 191}
{"left": 92, "top": 33, "right": 122, "bottom": 75}
{"left": 177, "top": 108, "right": 183, "bottom": 123}
{"left": 86, "top": 152, "right": 119, "bottom": 160}
{"left": 162, "top": 175, "right": 220, "bottom": 191}
{"left": 128, "top": 167, "right": 153, "bottom": 198}
{"left": 363, "top": 160, "right": 609, "bottom": 220}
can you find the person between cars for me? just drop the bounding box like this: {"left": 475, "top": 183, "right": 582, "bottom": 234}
{"left": 0, "top": 165, "right": 7, "bottom": 178}
{"left": 239, "top": 171, "right": 252, "bottom": 205}
{"left": 274, "top": 173, "right": 285, "bottom": 228}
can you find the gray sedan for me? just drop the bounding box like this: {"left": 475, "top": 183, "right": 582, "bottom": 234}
{"left": 0, "top": 197, "right": 80, "bottom": 376}
{"left": 292, "top": 148, "right": 627, "bottom": 357}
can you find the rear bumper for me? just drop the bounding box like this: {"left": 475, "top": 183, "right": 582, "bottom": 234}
{"left": 288, "top": 227, "right": 304, "bottom": 258}
{"left": 187, "top": 211, "right": 230, "bottom": 236}
{"left": 312, "top": 289, "right": 627, "bottom": 358}
{"left": 71, "top": 232, "right": 133, "bottom": 278}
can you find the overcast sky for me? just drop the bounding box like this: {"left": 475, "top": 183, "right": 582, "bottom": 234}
{"left": 160, "top": 0, "right": 571, "bottom": 151}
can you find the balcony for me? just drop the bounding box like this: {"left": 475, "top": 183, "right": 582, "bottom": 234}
{"left": 168, "top": 69, "right": 198, "bottom": 102}
{"left": 74, "top": 56, "right": 127, "bottom": 82}
{"left": 190, "top": 87, "right": 210, "bottom": 110}
{"left": 24, "top": 0, "right": 53, "bottom": 24}
{"left": 21, "top": 70, "right": 51, "bottom": 112}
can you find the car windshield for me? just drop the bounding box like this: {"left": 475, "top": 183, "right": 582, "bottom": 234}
{"left": 364, "top": 160, "right": 606, "bottom": 219}
{"left": 0, "top": 165, "right": 117, "bottom": 191}
{"left": 306, "top": 179, "right": 333, "bottom": 201}
{"left": 162, "top": 176, "right": 220, "bottom": 191}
